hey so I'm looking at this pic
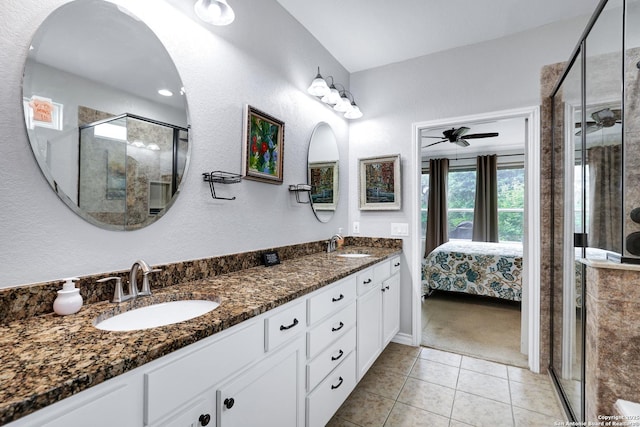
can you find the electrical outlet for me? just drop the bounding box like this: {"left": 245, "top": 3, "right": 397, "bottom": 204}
{"left": 353, "top": 221, "right": 360, "bottom": 234}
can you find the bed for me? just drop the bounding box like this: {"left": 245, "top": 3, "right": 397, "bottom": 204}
{"left": 422, "top": 241, "right": 523, "bottom": 302}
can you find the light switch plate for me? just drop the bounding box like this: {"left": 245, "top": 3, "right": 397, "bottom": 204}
{"left": 391, "top": 222, "right": 409, "bottom": 236}
{"left": 353, "top": 221, "right": 360, "bottom": 234}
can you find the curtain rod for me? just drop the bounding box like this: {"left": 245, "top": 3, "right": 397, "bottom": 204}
{"left": 422, "top": 153, "right": 525, "bottom": 162}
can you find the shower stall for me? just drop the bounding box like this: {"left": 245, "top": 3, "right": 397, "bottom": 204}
{"left": 549, "top": 0, "right": 640, "bottom": 421}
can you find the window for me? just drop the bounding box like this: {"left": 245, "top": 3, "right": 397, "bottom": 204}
{"left": 447, "top": 169, "right": 476, "bottom": 239}
{"left": 421, "top": 165, "right": 525, "bottom": 243}
{"left": 497, "top": 167, "right": 525, "bottom": 242}
{"left": 420, "top": 173, "right": 429, "bottom": 238}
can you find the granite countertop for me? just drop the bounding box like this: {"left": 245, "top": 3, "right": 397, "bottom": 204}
{"left": 0, "top": 246, "right": 400, "bottom": 425}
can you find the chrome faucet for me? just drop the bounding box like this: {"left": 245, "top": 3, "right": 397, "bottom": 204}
{"left": 97, "top": 260, "right": 161, "bottom": 303}
{"left": 130, "top": 259, "right": 161, "bottom": 297}
{"left": 327, "top": 234, "right": 342, "bottom": 253}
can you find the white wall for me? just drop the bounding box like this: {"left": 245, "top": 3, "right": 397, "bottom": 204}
{"left": 348, "top": 16, "right": 591, "bottom": 336}
{"left": 0, "top": 0, "right": 350, "bottom": 288}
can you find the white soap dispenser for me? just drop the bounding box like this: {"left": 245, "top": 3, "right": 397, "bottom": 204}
{"left": 53, "top": 277, "right": 83, "bottom": 316}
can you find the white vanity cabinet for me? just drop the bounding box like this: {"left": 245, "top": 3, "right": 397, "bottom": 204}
{"left": 6, "top": 254, "right": 402, "bottom": 427}
{"left": 382, "top": 260, "right": 401, "bottom": 347}
{"left": 356, "top": 256, "right": 401, "bottom": 379}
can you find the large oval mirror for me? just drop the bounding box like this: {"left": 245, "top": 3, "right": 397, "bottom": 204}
{"left": 308, "top": 122, "right": 339, "bottom": 223}
{"left": 23, "top": 0, "right": 190, "bottom": 231}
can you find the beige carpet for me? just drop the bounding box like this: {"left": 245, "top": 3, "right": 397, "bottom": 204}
{"left": 421, "top": 291, "right": 528, "bottom": 368}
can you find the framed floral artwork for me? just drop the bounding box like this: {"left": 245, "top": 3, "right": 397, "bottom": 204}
{"left": 242, "top": 105, "right": 284, "bottom": 184}
{"left": 359, "top": 154, "right": 401, "bottom": 210}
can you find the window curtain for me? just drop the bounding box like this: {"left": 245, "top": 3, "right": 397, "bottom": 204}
{"left": 472, "top": 155, "right": 499, "bottom": 242}
{"left": 425, "top": 158, "right": 449, "bottom": 257}
{"left": 588, "top": 145, "right": 622, "bottom": 252}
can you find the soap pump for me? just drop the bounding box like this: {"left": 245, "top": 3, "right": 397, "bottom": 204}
{"left": 53, "top": 277, "right": 83, "bottom": 316}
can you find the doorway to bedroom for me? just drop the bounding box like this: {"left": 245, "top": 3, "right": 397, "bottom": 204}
{"left": 415, "top": 109, "right": 539, "bottom": 369}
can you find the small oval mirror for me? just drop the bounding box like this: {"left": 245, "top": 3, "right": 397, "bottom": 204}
{"left": 308, "top": 122, "right": 339, "bottom": 223}
{"left": 22, "top": 0, "right": 189, "bottom": 230}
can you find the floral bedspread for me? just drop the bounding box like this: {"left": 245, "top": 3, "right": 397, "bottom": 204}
{"left": 422, "top": 241, "right": 523, "bottom": 302}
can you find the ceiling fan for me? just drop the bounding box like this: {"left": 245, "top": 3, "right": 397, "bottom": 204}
{"left": 421, "top": 126, "right": 499, "bottom": 148}
{"left": 575, "top": 107, "right": 621, "bottom": 135}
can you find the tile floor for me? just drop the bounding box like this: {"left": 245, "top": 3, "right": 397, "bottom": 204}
{"left": 327, "top": 343, "right": 565, "bottom": 427}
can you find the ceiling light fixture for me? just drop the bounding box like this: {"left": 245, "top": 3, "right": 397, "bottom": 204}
{"left": 194, "top": 0, "right": 235, "bottom": 26}
{"left": 307, "top": 66, "right": 363, "bottom": 120}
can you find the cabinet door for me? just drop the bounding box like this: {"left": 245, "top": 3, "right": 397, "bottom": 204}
{"left": 356, "top": 286, "right": 382, "bottom": 380}
{"left": 156, "top": 397, "right": 215, "bottom": 427}
{"left": 382, "top": 273, "right": 400, "bottom": 347}
{"left": 217, "top": 338, "right": 304, "bottom": 427}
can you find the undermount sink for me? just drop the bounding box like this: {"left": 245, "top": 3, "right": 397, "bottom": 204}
{"left": 336, "top": 253, "right": 371, "bottom": 258}
{"left": 94, "top": 299, "right": 220, "bottom": 331}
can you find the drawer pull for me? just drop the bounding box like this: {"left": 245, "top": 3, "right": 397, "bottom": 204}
{"left": 331, "top": 349, "right": 344, "bottom": 361}
{"left": 332, "top": 294, "right": 345, "bottom": 302}
{"left": 332, "top": 321, "right": 344, "bottom": 332}
{"left": 331, "top": 376, "right": 344, "bottom": 390}
{"left": 363, "top": 278, "right": 372, "bottom": 284}
{"left": 224, "top": 397, "right": 235, "bottom": 409}
{"left": 394, "top": 262, "right": 400, "bottom": 267}
{"left": 280, "top": 318, "right": 299, "bottom": 331}
{"left": 199, "top": 414, "right": 211, "bottom": 426}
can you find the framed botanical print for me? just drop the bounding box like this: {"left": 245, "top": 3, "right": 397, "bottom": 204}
{"left": 359, "top": 154, "right": 401, "bottom": 210}
{"left": 242, "top": 105, "right": 284, "bottom": 184}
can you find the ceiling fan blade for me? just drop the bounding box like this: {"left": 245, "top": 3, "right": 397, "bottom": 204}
{"left": 575, "top": 123, "right": 603, "bottom": 136}
{"left": 463, "top": 132, "right": 499, "bottom": 139}
{"left": 452, "top": 127, "right": 470, "bottom": 138}
{"left": 454, "top": 139, "right": 470, "bottom": 147}
{"left": 421, "top": 140, "right": 446, "bottom": 148}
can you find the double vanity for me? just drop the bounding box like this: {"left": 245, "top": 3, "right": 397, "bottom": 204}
{"left": 0, "top": 240, "right": 402, "bottom": 427}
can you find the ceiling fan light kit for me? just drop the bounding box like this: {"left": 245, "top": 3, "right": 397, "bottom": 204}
{"left": 574, "top": 107, "right": 622, "bottom": 135}
{"left": 421, "top": 126, "right": 499, "bottom": 148}
{"left": 307, "top": 66, "right": 363, "bottom": 119}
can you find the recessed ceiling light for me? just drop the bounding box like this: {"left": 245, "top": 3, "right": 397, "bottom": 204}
{"left": 158, "top": 89, "right": 173, "bottom": 97}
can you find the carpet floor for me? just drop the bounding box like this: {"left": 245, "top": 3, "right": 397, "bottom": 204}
{"left": 421, "top": 291, "right": 528, "bottom": 368}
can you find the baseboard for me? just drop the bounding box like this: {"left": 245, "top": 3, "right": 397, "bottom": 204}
{"left": 391, "top": 333, "right": 415, "bottom": 347}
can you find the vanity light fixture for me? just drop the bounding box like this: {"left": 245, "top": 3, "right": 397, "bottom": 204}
{"left": 158, "top": 89, "right": 173, "bottom": 97}
{"left": 194, "top": 0, "right": 235, "bottom": 26}
{"left": 306, "top": 66, "right": 363, "bottom": 119}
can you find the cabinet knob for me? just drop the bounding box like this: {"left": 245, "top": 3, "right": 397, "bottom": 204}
{"left": 199, "top": 414, "right": 211, "bottom": 426}
{"left": 224, "top": 397, "right": 235, "bottom": 409}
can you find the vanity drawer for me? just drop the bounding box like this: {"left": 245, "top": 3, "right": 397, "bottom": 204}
{"left": 265, "top": 300, "right": 306, "bottom": 351}
{"left": 307, "top": 275, "right": 356, "bottom": 325}
{"left": 390, "top": 256, "right": 401, "bottom": 275}
{"left": 306, "top": 351, "right": 357, "bottom": 427}
{"left": 307, "top": 302, "right": 356, "bottom": 358}
{"left": 307, "top": 327, "right": 356, "bottom": 392}
{"left": 145, "top": 320, "right": 263, "bottom": 426}
{"left": 356, "top": 267, "right": 375, "bottom": 295}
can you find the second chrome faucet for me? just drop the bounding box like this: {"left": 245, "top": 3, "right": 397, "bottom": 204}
{"left": 98, "top": 259, "right": 161, "bottom": 303}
